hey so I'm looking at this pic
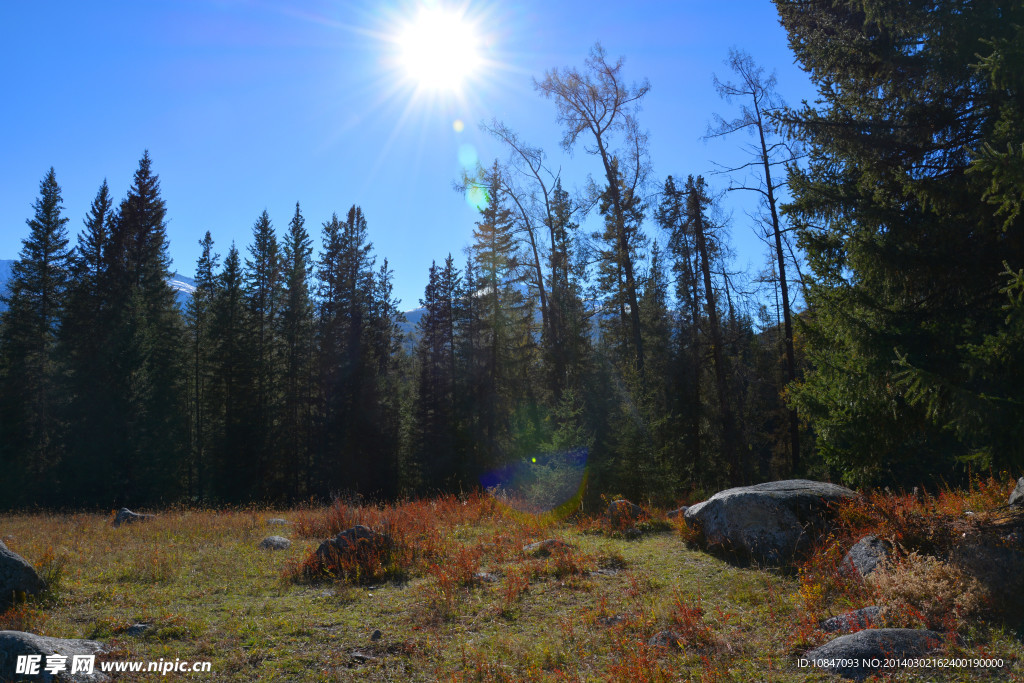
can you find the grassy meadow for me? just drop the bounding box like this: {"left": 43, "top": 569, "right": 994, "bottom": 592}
{"left": 3, "top": 483, "right": 1024, "bottom": 681}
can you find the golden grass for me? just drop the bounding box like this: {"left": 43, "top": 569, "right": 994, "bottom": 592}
{"left": 0, "top": 484, "right": 1020, "bottom": 681}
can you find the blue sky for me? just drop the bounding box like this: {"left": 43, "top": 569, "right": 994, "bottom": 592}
{"left": 1, "top": 0, "right": 815, "bottom": 311}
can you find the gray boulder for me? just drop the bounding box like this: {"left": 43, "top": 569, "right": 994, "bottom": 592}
{"left": 666, "top": 506, "right": 688, "bottom": 519}
{"left": 841, "top": 535, "right": 891, "bottom": 578}
{"left": 522, "top": 539, "right": 572, "bottom": 556}
{"left": 259, "top": 536, "right": 291, "bottom": 551}
{"left": 819, "top": 606, "right": 882, "bottom": 633}
{"left": 111, "top": 508, "right": 154, "bottom": 528}
{"left": 605, "top": 500, "right": 644, "bottom": 526}
{"left": 0, "top": 541, "right": 45, "bottom": 609}
{"left": 684, "top": 480, "right": 857, "bottom": 565}
{"left": 0, "top": 630, "right": 109, "bottom": 682}
{"left": 1010, "top": 477, "right": 1024, "bottom": 507}
{"left": 804, "top": 629, "right": 943, "bottom": 680}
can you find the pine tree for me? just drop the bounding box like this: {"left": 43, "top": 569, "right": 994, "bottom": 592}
{"left": 100, "top": 152, "right": 187, "bottom": 504}
{"left": 184, "top": 232, "right": 218, "bottom": 500}
{"left": 775, "top": 0, "right": 1024, "bottom": 483}
{"left": 0, "top": 168, "right": 72, "bottom": 505}
{"left": 414, "top": 258, "right": 459, "bottom": 491}
{"left": 659, "top": 176, "right": 704, "bottom": 480}
{"left": 244, "top": 210, "right": 282, "bottom": 498}
{"left": 61, "top": 181, "right": 116, "bottom": 504}
{"left": 685, "top": 175, "right": 740, "bottom": 484}
{"left": 209, "top": 244, "right": 253, "bottom": 501}
{"left": 467, "top": 163, "right": 532, "bottom": 472}
{"left": 278, "top": 203, "right": 315, "bottom": 499}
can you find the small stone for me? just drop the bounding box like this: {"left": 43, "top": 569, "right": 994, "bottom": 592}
{"left": 350, "top": 651, "right": 377, "bottom": 663}
{"left": 370, "top": 629, "right": 382, "bottom": 641}
{"left": 112, "top": 508, "right": 155, "bottom": 528}
{"left": 124, "top": 623, "right": 152, "bottom": 637}
{"left": 523, "top": 539, "right": 573, "bottom": 556}
{"left": 597, "top": 615, "right": 625, "bottom": 627}
{"left": 666, "top": 506, "right": 689, "bottom": 519}
{"left": 266, "top": 518, "right": 291, "bottom": 525}
{"left": 473, "top": 571, "right": 498, "bottom": 583}
{"left": 647, "top": 630, "right": 681, "bottom": 648}
{"left": 259, "top": 536, "right": 291, "bottom": 551}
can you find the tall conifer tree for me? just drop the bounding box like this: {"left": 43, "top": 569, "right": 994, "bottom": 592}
{"left": 0, "top": 168, "right": 71, "bottom": 504}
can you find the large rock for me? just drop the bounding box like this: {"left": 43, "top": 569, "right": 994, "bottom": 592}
{"left": 804, "top": 629, "right": 943, "bottom": 680}
{"left": 605, "top": 500, "right": 644, "bottom": 527}
{"left": 1010, "top": 477, "right": 1024, "bottom": 507}
{"left": 111, "top": 508, "right": 154, "bottom": 528}
{"left": 684, "top": 480, "right": 857, "bottom": 565}
{"left": 0, "top": 541, "right": 45, "bottom": 609}
{"left": 313, "top": 525, "right": 394, "bottom": 571}
{"left": 841, "top": 535, "right": 891, "bottom": 578}
{"left": 0, "top": 630, "right": 109, "bottom": 682}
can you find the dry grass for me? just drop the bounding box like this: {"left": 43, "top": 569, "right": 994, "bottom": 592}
{"left": 0, "top": 481, "right": 1021, "bottom": 681}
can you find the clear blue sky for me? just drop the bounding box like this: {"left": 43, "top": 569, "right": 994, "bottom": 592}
{"left": 0, "top": 0, "right": 814, "bottom": 311}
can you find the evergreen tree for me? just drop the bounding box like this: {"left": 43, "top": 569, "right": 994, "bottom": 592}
{"left": 775, "top": 0, "right": 1024, "bottom": 484}
{"left": 414, "top": 258, "right": 460, "bottom": 491}
{"left": 278, "top": 203, "right": 315, "bottom": 499}
{"left": 209, "top": 244, "right": 253, "bottom": 501}
{"left": 315, "top": 206, "right": 399, "bottom": 498}
{"left": 100, "top": 152, "right": 187, "bottom": 504}
{"left": 61, "top": 181, "right": 116, "bottom": 503}
{"left": 685, "top": 175, "right": 740, "bottom": 484}
{"left": 244, "top": 210, "right": 282, "bottom": 498}
{"left": 0, "top": 168, "right": 72, "bottom": 505}
{"left": 467, "top": 164, "right": 533, "bottom": 473}
{"left": 184, "top": 232, "right": 218, "bottom": 500}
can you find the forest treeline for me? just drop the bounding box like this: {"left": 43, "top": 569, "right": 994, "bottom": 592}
{"left": 2, "top": 1, "right": 1022, "bottom": 509}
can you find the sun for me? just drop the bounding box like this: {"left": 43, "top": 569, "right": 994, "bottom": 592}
{"left": 397, "top": 7, "right": 482, "bottom": 92}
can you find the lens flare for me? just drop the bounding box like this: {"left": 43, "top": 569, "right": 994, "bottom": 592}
{"left": 480, "top": 448, "right": 588, "bottom": 520}
{"left": 452, "top": 119, "right": 465, "bottom": 133}
{"left": 465, "top": 184, "right": 489, "bottom": 210}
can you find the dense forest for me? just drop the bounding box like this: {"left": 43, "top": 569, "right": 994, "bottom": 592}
{"left": 1, "top": 1, "right": 1022, "bottom": 509}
